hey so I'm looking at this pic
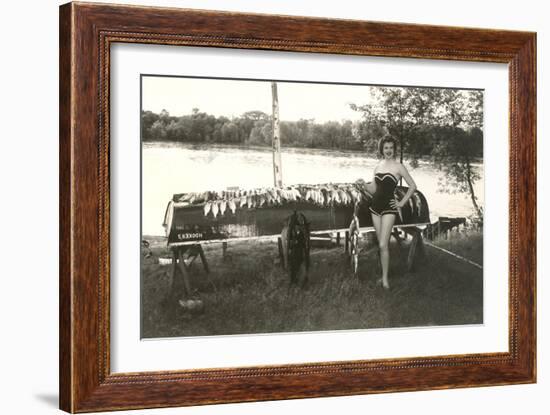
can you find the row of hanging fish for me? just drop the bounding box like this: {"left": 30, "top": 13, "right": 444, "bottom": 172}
{"left": 394, "top": 187, "right": 425, "bottom": 219}
{"left": 176, "top": 183, "right": 373, "bottom": 218}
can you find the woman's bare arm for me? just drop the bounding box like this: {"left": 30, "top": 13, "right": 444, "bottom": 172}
{"left": 392, "top": 164, "right": 417, "bottom": 208}
{"left": 366, "top": 167, "right": 377, "bottom": 194}
{"left": 356, "top": 166, "right": 377, "bottom": 195}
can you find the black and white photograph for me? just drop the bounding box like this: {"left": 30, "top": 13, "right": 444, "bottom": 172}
{"left": 2, "top": 0, "right": 545, "bottom": 414}
{"left": 140, "top": 75, "right": 484, "bottom": 339}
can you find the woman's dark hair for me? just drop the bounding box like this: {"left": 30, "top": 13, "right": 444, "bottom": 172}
{"left": 378, "top": 136, "right": 398, "bottom": 157}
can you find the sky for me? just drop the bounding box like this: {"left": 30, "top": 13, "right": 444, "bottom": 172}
{"left": 141, "top": 76, "right": 375, "bottom": 122}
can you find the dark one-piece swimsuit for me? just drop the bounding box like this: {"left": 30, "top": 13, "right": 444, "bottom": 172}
{"left": 369, "top": 172, "right": 399, "bottom": 216}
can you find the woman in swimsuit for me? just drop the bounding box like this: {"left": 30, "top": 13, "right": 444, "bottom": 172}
{"left": 369, "top": 137, "right": 417, "bottom": 289}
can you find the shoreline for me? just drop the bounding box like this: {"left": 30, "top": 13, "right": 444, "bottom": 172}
{"left": 142, "top": 140, "right": 484, "bottom": 165}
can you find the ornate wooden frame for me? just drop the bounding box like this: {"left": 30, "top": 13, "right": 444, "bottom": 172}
{"left": 59, "top": 2, "right": 536, "bottom": 412}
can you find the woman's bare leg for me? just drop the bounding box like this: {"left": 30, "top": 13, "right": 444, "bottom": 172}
{"left": 371, "top": 213, "right": 381, "bottom": 237}
{"left": 371, "top": 213, "right": 382, "bottom": 278}
{"left": 379, "top": 214, "right": 396, "bottom": 289}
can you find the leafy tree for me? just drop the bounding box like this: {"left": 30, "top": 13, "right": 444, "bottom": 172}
{"left": 236, "top": 111, "right": 268, "bottom": 143}
{"left": 141, "top": 110, "right": 159, "bottom": 140}
{"left": 351, "top": 87, "right": 438, "bottom": 165}
{"left": 220, "top": 122, "right": 240, "bottom": 144}
{"left": 431, "top": 89, "right": 484, "bottom": 217}
{"left": 159, "top": 109, "right": 172, "bottom": 124}
{"left": 350, "top": 87, "right": 484, "bottom": 217}
{"left": 248, "top": 119, "right": 273, "bottom": 146}
{"left": 149, "top": 120, "right": 166, "bottom": 141}
{"left": 349, "top": 106, "right": 386, "bottom": 155}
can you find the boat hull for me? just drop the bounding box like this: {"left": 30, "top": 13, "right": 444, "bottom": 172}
{"left": 162, "top": 186, "right": 430, "bottom": 246}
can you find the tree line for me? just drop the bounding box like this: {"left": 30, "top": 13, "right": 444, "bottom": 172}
{"left": 142, "top": 108, "right": 362, "bottom": 151}
{"left": 142, "top": 92, "right": 482, "bottom": 161}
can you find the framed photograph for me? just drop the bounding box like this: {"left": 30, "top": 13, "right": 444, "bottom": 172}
{"left": 59, "top": 2, "right": 536, "bottom": 412}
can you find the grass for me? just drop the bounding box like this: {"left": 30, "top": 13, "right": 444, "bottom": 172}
{"left": 429, "top": 228, "right": 483, "bottom": 266}
{"left": 141, "top": 230, "right": 483, "bottom": 338}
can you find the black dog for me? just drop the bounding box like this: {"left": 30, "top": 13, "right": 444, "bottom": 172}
{"left": 281, "top": 211, "right": 311, "bottom": 286}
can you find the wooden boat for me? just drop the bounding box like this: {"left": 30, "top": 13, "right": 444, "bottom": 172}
{"left": 162, "top": 183, "right": 430, "bottom": 246}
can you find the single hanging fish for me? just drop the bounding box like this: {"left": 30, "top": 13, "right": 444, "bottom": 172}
{"left": 408, "top": 197, "right": 414, "bottom": 212}
{"left": 331, "top": 189, "right": 341, "bottom": 204}
{"left": 325, "top": 190, "right": 333, "bottom": 205}
{"left": 288, "top": 188, "right": 295, "bottom": 200}
{"left": 350, "top": 189, "right": 361, "bottom": 204}
{"left": 211, "top": 202, "right": 219, "bottom": 218}
{"left": 414, "top": 193, "right": 422, "bottom": 216}
{"left": 313, "top": 189, "right": 320, "bottom": 203}
{"left": 203, "top": 201, "right": 212, "bottom": 217}
{"left": 272, "top": 189, "right": 281, "bottom": 204}
{"left": 338, "top": 189, "right": 348, "bottom": 204}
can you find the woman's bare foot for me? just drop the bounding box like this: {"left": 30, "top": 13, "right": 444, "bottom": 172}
{"left": 376, "top": 278, "right": 390, "bottom": 290}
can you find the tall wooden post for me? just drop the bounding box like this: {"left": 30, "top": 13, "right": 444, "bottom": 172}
{"left": 271, "top": 82, "right": 283, "bottom": 187}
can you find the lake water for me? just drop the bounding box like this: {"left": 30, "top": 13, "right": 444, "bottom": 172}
{"left": 142, "top": 142, "right": 484, "bottom": 236}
